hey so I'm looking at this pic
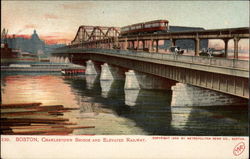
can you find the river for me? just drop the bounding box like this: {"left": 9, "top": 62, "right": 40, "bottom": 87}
{"left": 1, "top": 71, "right": 248, "bottom": 136}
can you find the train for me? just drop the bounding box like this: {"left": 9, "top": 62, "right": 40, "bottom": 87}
{"left": 120, "top": 20, "right": 169, "bottom": 36}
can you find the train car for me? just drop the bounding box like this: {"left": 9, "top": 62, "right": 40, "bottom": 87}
{"left": 121, "top": 20, "right": 169, "bottom": 36}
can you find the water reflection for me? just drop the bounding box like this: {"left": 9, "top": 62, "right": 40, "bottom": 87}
{"left": 170, "top": 105, "right": 248, "bottom": 136}
{"left": 85, "top": 75, "right": 98, "bottom": 89}
{"left": 123, "top": 89, "right": 173, "bottom": 135}
{"left": 1, "top": 73, "right": 78, "bottom": 107}
{"left": 66, "top": 76, "right": 248, "bottom": 136}
{"left": 124, "top": 89, "right": 140, "bottom": 106}
{"left": 100, "top": 80, "right": 113, "bottom": 98}
{"left": 100, "top": 80, "right": 125, "bottom": 98}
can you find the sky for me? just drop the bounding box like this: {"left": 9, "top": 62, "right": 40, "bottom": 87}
{"left": 1, "top": 1, "right": 249, "bottom": 44}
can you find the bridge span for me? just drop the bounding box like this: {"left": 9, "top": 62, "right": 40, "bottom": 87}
{"left": 52, "top": 47, "right": 249, "bottom": 98}
{"left": 52, "top": 26, "right": 249, "bottom": 106}
{"left": 70, "top": 27, "right": 249, "bottom": 59}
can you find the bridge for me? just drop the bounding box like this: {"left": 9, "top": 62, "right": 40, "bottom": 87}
{"left": 52, "top": 25, "right": 249, "bottom": 106}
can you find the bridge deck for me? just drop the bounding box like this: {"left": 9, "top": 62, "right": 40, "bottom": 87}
{"left": 53, "top": 48, "right": 249, "bottom": 98}
{"left": 53, "top": 48, "right": 249, "bottom": 78}
{"left": 119, "top": 27, "right": 249, "bottom": 41}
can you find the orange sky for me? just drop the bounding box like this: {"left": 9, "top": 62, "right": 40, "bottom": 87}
{"left": 2, "top": 1, "right": 249, "bottom": 45}
{"left": 8, "top": 33, "right": 72, "bottom": 45}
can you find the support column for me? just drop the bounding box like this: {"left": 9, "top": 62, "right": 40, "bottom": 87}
{"left": 59, "top": 57, "right": 65, "bottom": 63}
{"left": 124, "top": 70, "right": 140, "bottom": 89}
{"left": 132, "top": 41, "right": 135, "bottom": 50}
{"left": 171, "top": 83, "right": 247, "bottom": 106}
{"left": 64, "top": 57, "right": 70, "bottom": 63}
{"left": 108, "top": 39, "right": 110, "bottom": 48}
{"left": 136, "top": 37, "right": 139, "bottom": 50}
{"left": 114, "top": 37, "right": 119, "bottom": 49}
{"left": 124, "top": 38, "right": 128, "bottom": 50}
{"left": 223, "top": 39, "right": 229, "bottom": 58}
{"left": 85, "top": 60, "right": 100, "bottom": 75}
{"left": 142, "top": 40, "right": 145, "bottom": 50}
{"left": 149, "top": 39, "right": 153, "bottom": 52}
{"left": 233, "top": 37, "right": 239, "bottom": 59}
{"left": 156, "top": 40, "right": 159, "bottom": 53}
{"left": 195, "top": 37, "right": 200, "bottom": 56}
{"left": 170, "top": 38, "right": 176, "bottom": 47}
{"left": 100, "top": 63, "right": 125, "bottom": 97}
{"left": 124, "top": 70, "right": 174, "bottom": 90}
{"left": 100, "top": 63, "right": 124, "bottom": 81}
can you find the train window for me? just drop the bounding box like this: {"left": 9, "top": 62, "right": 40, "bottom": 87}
{"left": 131, "top": 26, "right": 136, "bottom": 30}
{"left": 123, "top": 27, "right": 129, "bottom": 31}
{"left": 145, "top": 24, "right": 151, "bottom": 28}
{"left": 160, "top": 23, "right": 166, "bottom": 27}
{"left": 136, "top": 25, "right": 142, "bottom": 29}
{"left": 152, "top": 23, "right": 159, "bottom": 27}
{"left": 155, "top": 23, "right": 160, "bottom": 27}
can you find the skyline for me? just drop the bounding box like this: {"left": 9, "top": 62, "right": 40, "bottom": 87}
{"left": 2, "top": 1, "right": 249, "bottom": 44}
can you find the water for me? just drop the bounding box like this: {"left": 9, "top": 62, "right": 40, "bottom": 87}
{"left": 1, "top": 72, "right": 248, "bottom": 136}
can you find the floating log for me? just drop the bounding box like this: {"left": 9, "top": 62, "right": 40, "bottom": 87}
{"left": 10, "top": 126, "right": 94, "bottom": 135}
{"left": 1, "top": 102, "right": 94, "bottom": 135}
{"left": 36, "top": 105, "right": 64, "bottom": 110}
{"left": 1, "top": 118, "right": 69, "bottom": 125}
{"left": 10, "top": 129, "right": 74, "bottom": 135}
{"left": 1, "top": 111, "right": 49, "bottom": 117}
{"left": 1, "top": 103, "right": 42, "bottom": 109}
{"left": 77, "top": 134, "right": 96, "bottom": 136}
{"left": 67, "top": 126, "right": 95, "bottom": 129}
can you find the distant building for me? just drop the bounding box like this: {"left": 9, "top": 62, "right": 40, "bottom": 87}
{"left": 6, "top": 30, "right": 46, "bottom": 55}
{"left": 29, "top": 30, "right": 45, "bottom": 54}
{"left": 163, "top": 26, "right": 208, "bottom": 50}
{"left": 45, "top": 43, "right": 66, "bottom": 54}
{"left": 1, "top": 43, "right": 19, "bottom": 58}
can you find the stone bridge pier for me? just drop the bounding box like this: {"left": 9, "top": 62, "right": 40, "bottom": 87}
{"left": 124, "top": 70, "right": 176, "bottom": 106}
{"left": 85, "top": 60, "right": 100, "bottom": 89}
{"left": 85, "top": 60, "right": 101, "bottom": 75}
{"left": 124, "top": 70, "right": 176, "bottom": 90}
{"left": 171, "top": 83, "right": 247, "bottom": 106}
{"left": 100, "top": 63, "right": 125, "bottom": 98}
{"left": 100, "top": 63, "right": 125, "bottom": 80}
{"left": 50, "top": 56, "right": 70, "bottom": 63}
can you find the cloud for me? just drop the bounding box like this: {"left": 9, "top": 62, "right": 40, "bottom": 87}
{"left": 60, "top": 2, "right": 93, "bottom": 10}
{"left": 44, "top": 38, "right": 71, "bottom": 45}
{"left": 224, "top": 20, "right": 229, "bottom": 26}
{"left": 44, "top": 14, "right": 59, "bottom": 19}
{"left": 24, "top": 24, "right": 37, "bottom": 29}
{"left": 40, "top": 34, "right": 72, "bottom": 44}
{"left": 9, "top": 34, "right": 31, "bottom": 39}
{"left": 8, "top": 33, "right": 71, "bottom": 44}
{"left": 15, "top": 24, "right": 37, "bottom": 34}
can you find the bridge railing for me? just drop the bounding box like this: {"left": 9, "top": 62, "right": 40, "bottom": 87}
{"left": 56, "top": 48, "right": 249, "bottom": 70}
{"left": 231, "top": 59, "right": 249, "bottom": 69}
{"left": 109, "top": 49, "right": 249, "bottom": 70}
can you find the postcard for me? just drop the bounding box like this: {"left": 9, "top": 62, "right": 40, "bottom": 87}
{"left": 1, "top": 1, "right": 249, "bottom": 159}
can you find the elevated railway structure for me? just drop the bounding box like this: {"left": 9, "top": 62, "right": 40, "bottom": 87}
{"left": 52, "top": 25, "right": 249, "bottom": 103}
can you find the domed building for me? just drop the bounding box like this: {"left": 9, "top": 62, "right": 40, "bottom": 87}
{"left": 6, "top": 30, "right": 45, "bottom": 55}
{"left": 5, "top": 30, "right": 65, "bottom": 55}
{"left": 29, "top": 30, "right": 45, "bottom": 54}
